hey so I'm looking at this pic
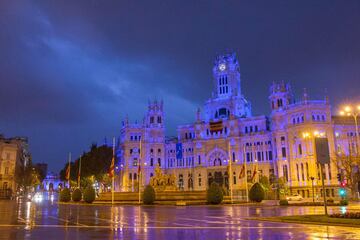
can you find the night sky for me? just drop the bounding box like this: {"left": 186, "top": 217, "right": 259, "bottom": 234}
{"left": 1, "top": 1, "right": 360, "bottom": 172}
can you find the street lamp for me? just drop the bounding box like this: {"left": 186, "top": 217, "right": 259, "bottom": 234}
{"left": 310, "top": 176, "right": 315, "bottom": 203}
{"left": 340, "top": 105, "right": 360, "bottom": 155}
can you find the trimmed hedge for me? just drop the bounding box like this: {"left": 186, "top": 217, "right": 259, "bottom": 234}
{"left": 330, "top": 212, "right": 360, "bottom": 219}
{"left": 83, "top": 186, "right": 96, "bottom": 203}
{"left": 143, "top": 185, "right": 156, "bottom": 204}
{"left": 279, "top": 199, "right": 289, "bottom": 206}
{"left": 340, "top": 199, "right": 349, "bottom": 206}
{"left": 59, "top": 188, "right": 71, "bottom": 202}
{"left": 72, "top": 188, "right": 82, "bottom": 202}
{"left": 249, "top": 183, "right": 265, "bottom": 202}
{"left": 207, "top": 182, "right": 223, "bottom": 204}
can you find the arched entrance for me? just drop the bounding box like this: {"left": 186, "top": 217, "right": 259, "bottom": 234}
{"left": 49, "top": 183, "right": 54, "bottom": 191}
{"left": 207, "top": 148, "right": 227, "bottom": 167}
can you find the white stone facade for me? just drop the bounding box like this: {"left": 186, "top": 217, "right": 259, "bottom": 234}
{"left": 116, "top": 53, "right": 358, "bottom": 199}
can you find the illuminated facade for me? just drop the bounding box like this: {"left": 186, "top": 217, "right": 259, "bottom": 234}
{"left": 116, "top": 53, "right": 358, "bottom": 199}
{"left": 0, "top": 136, "right": 30, "bottom": 194}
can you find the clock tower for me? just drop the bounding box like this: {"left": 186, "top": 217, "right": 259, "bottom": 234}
{"left": 203, "top": 52, "right": 251, "bottom": 121}
{"left": 213, "top": 52, "right": 242, "bottom": 98}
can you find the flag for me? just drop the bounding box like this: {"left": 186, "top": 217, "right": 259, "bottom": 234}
{"left": 176, "top": 143, "right": 183, "bottom": 160}
{"left": 251, "top": 165, "right": 257, "bottom": 181}
{"left": 209, "top": 120, "right": 223, "bottom": 133}
{"left": 65, "top": 163, "right": 70, "bottom": 181}
{"left": 137, "top": 162, "right": 141, "bottom": 175}
{"left": 109, "top": 156, "right": 115, "bottom": 178}
{"left": 239, "top": 164, "right": 245, "bottom": 179}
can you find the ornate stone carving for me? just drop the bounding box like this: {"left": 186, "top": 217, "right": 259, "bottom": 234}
{"left": 149, "top": 166, "right": 177, "bottom": 191}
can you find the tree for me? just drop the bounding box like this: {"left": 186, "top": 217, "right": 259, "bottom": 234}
{"left": 249, "top": 182, "right": 265, "bottom": 202}
{"left": 207, "top": 182, "right": 223, "bottom": 204}
{"left": 332, "top": 151, "right": 360, "bottom": 198}
{"left": 16, "top": 163, "right": 42, "bottom": 191}
{"left": 143, "top": 185, "right": 156, "bottom": 204}
{"left": 277, "top": 177, "right": 289, "bottom": 199}
{"left": 259, "top": 175, "right": 271, "bottom": 199}
{"left": 59, "top": 144, "right": 113, "bottom": 186}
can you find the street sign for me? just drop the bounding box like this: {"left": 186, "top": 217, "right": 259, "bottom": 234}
{"left": 315, "top": 137, "right": 330, "bottom": 164}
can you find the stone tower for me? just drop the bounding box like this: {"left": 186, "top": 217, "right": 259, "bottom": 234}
{"left": 269, "top": 81, "right": 293, "bottom": 112}
{"left": 203, "top": 52, "right": 251, "bottom": 122}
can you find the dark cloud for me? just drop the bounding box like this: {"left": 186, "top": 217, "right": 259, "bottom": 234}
{"left": 0, "top": 1, "right": 360, "bottom": 171}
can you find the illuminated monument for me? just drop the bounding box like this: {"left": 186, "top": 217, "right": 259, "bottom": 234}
{"left": 116, "top": 52, "right": 357, "bottom": 199}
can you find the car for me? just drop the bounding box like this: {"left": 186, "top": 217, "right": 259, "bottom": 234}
{"left": 286, "top": 194, "right": 303, "bottom": 201}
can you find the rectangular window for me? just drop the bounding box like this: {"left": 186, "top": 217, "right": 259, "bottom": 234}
{"left": 268, "top": 151, "right": 273, "bottom": 161}
{"left": 298, "top": 144, "right": 302, "bottom": 155}
{"left": 282, "top": 147, "right": 286, "bottom": 158}
{"left": 296, "top": 164, "right": 299, "bottom": 181}
{"left": 283, "top": 165, "right": 289, "bottom": 182}
{"left": 246, "top": 152, "right": 250, "bottom": 162}
{"left": 247, "top": 170, "right": 252, "bottom": 181}
{"left": 301, "top": 164, "right": 305, "bottom": 181}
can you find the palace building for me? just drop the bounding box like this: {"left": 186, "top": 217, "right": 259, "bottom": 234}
{"left": 115, "top": 52, "right": 358, "bottom": 199}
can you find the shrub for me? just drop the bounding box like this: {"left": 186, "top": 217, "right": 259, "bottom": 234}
{"left": 72, "top": 188, "right": 82, "bottom": 202}
{"left": 249, "top": 183, "right": 265, "bottom": 202}
{"left": 83, "top": 186, "right": 96, "bottom": 203}
{"left": 207, "top": 182, "right": 223, "bottom": 204}
{"left": 330, "top": 212, "right": 360, "bottom": 219}
{"left": 143, "top": 185, "right": 156, "bottom": 204}
{"left": 59, "top": 188, "right": 71, "bottom": 202}
{"left": 340, "top": 199, "right": 349, "bottom": 206}
{"left": 279, "top": 199, "right": 289, "bottom": 206}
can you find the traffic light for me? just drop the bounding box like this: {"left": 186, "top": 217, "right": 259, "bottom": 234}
{"left": 337, "top": 173, "right": 342, "bottom": 182}
{"left": 339, "top": 188, "right": 346, "bottom": 197}
{"left": 340, "top": 181, "right": 347, "bottom": 188}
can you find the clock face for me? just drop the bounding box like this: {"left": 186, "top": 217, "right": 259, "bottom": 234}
{"left": 219, "top": 63, "right": 226, "bottom": 71}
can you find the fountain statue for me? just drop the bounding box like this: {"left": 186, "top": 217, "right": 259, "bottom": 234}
{"left": 149, "top": 166, "right": 177, "bottom": 191}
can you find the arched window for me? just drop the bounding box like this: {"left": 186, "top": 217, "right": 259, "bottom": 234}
{"left": 233, "top": 172, "right": 237, "bottom": 185}
{"left": 218, "top": 108, "right": 230, "bottom": 118}
{"left": 150, "top": 158, "right": 153, "bottom": 166}
{"left": 213, "top": 158, "right": 222, "bottom": 166}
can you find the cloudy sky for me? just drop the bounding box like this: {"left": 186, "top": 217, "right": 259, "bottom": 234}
{"left": 1, "top": 1, "right": 359, "bottom": 172}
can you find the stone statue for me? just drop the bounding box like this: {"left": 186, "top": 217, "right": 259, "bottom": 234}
{"left": 150, "top": 166, "right": 177, "bottom": 191}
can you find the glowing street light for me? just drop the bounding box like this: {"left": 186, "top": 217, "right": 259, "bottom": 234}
{"left": 339, "top": 104, "right": 360, "bottom": 155}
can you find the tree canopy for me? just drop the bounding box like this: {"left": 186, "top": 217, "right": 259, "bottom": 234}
{"left": 59, "top": 144, "right": 114, "bottom": 184}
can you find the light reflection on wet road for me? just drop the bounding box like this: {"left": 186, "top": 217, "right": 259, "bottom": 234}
{"left": 0, "top": 196, "right": 360, "bottom": 239}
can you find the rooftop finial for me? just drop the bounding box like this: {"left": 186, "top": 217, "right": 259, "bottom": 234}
{"left": 302, "top": 88, "right": 308, "bottom": 103}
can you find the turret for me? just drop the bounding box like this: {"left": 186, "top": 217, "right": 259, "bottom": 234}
{"left": 146, "top": 99, "right": 164, "bottom": 128}
{"left": 269, "top": 81, "right": 293, "bottom": 111}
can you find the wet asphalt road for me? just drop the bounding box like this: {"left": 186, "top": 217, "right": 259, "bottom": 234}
{"left": 0, "top": 195, "right": 360, "bottom": 239}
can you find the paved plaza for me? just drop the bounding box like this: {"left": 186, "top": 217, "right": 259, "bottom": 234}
{"left": 0, "top": 195, "right": 360, "bottom": 239}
